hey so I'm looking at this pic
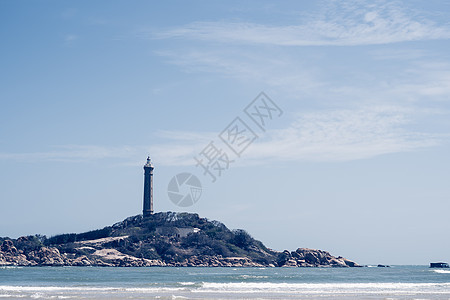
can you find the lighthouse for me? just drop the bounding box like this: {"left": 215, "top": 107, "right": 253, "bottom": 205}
{"left": 143, "top": 156, "right": 154, "bottom": 217}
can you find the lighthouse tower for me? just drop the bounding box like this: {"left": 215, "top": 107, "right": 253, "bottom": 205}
{"left": 143, "top": 156, "right": 154, "bottom": 217}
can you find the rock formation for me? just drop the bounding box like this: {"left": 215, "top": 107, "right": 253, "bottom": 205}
{"left": 0, "top": 212, "right": 361, "bottom": 268}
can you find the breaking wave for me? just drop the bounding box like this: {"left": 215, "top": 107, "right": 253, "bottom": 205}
{"left": 432, "top": 269, "right": 450, "bottom": 274}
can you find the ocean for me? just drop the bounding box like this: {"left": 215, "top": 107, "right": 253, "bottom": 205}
{"left": 1, "top": 265, "right": 449, "bottom": 299}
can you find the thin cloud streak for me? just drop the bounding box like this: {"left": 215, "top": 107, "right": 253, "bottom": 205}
{"left": 0, "top": 107, "right": 441, "bottom": 166}
{"left": 0, "top": 145, "right": 138, "bottom": 163}
{"left": 151, "top": 2, "right": 450, "bottom": 46}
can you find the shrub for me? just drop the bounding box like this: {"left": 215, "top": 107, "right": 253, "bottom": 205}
{"left": 232, "top": 229, "right": 253, "bottom": 249}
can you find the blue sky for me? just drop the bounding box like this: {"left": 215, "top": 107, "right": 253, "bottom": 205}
{"left": 1, "top": 0, "right": 450, "bottom": 265}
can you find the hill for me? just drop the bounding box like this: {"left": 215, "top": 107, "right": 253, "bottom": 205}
{"left": 0, "top": 212, "right": 360, "bottom": 267}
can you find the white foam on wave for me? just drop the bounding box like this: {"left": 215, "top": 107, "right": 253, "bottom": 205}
{"left": 238, "top": 275, "right": 269, "bottom": 279}
{"left": 0, "top": 286, "right": 114, "bottom": 292}
{"left": 0, "top": 286, "right": 183, "bottom": 293}
{"left": 2, "top": 282, "right": 450, "bottom": 297}
{"left": 195, "top": 282, "right": 450, "bottom": 294}
{"left": 177, "top": 282, "right": 196, "bottom": 286}
{"left": 433, "top": 269, "right": 450, "bottom": 274}
{"left": 0, "top": 285, "right": 189, "bottom": 299}
{"left": 0, "top": 294, "right": 26, "bottom": 298}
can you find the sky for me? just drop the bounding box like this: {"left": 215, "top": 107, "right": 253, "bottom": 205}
{"left": 1, "top": 0, "right": 450, "bottom": 265}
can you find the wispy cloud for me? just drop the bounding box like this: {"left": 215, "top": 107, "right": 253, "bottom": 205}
{"left": 155, "top": 49, "right": 324, "bottom": 97}
{"left": 390, "top": 61, "right": 450, "bottom": 100}
{"left": 156, "top": 47, "right": 450, "bottom": 107}
{"left": 0, "top": 144, "right": 197, "bottom": 167}
{"left": 0, "top": 130, "right": 213, "bottom": 167}
{"left": 0, "top": 106, "right": 441, "bottom": 166}
{"left": 151, "top": 2, "right": 450, "bottom": 46}
{"left": 0, "top": 145, "right": 137, "bottom": 163}
{"left": 246, "top": 106, "right": 440, "bottom": 163}
{"left": 142, "top": 1, "right": 450, "bottom": 110}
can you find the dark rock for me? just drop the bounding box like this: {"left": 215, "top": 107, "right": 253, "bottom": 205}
{"left": 1, "top": 240, "right": 17, "bottom": 254}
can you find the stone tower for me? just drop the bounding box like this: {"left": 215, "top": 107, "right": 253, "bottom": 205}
{"left": 143, "top": 156, "right": 154, "bottom": 217}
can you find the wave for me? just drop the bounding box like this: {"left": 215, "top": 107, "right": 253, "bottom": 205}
{"left": 2, "top": 282, "right": 450, "bottom": 297}
{"left": 4, "top": 282, "right": 447, "bottom": 292}
{"left": 0, "top": 285, "right": 185, "bottom": 292}
{"left": 237, "top": 275, "right": 269, "bottom": 279}
{"left": 433, "top": 269, "right": 450, "bottom": 274}
{"left": 197, "top": 282, "right": 450, "bottom": 294}
{"left": 177, "top": 282, "right": 196, "bottom": 286}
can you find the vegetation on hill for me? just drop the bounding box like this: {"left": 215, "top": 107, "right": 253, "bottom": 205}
{"left": 44, "top": 212, "right": 275, "bottom": 265}
{"left": 1, "top": 212, "right": 360, "bottom": 267}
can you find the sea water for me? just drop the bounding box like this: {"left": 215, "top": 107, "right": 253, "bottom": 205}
{"left": 1, "top": 265, "right": 449, "bottom": 299}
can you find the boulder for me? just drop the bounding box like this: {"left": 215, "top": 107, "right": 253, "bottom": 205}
{"left": 27, "top": 247, "right": 65, "bottom": 266}
{"left": 71, "top": 255, "right": 92, "bottom": 266}
{"left": 282, "top": 259, "right": 298, "bottom": 267}
{"left": 1, "top": 240, "right": 17, "bottom": 254}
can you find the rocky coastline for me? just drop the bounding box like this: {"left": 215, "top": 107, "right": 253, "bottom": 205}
{"left": 1, "top": 212, "right": 360, "bottom": 268}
